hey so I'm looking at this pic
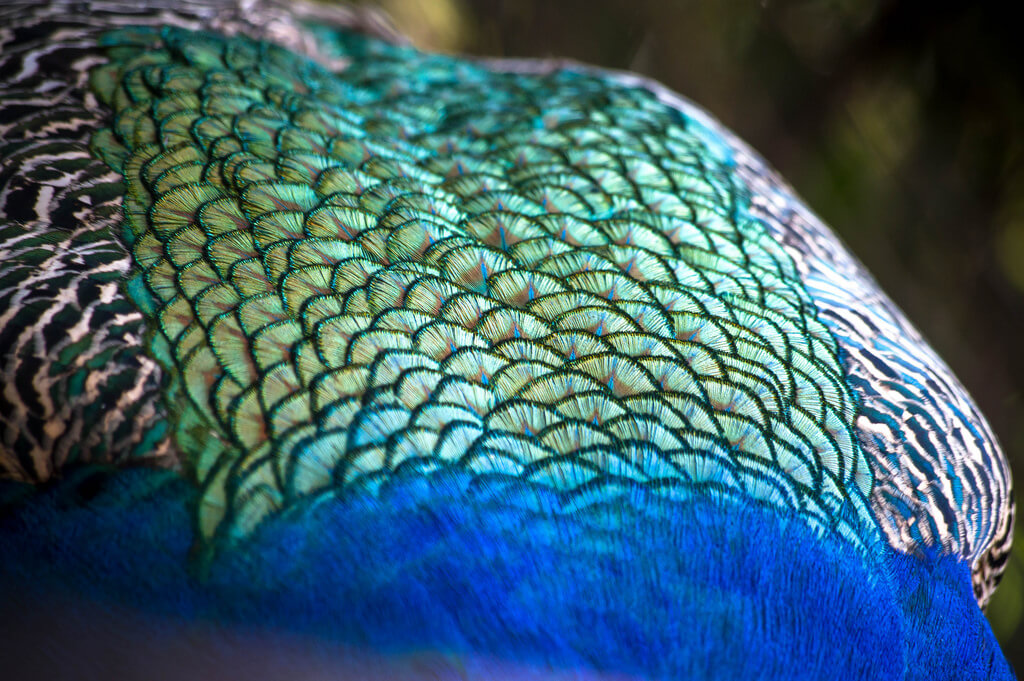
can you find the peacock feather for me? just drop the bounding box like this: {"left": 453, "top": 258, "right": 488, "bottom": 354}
{"left": 0, "top": 2, "right": 1015, "bottom": 679}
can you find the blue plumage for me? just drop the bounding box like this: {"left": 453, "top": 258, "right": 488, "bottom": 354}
{"left": 0, "top": 466, "right": 1009, "bottom": 678}
{"left": 0, "top": 1, "right": 1014, "bottom": 679}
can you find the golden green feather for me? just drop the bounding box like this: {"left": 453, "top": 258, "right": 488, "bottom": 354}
{"left": 90, "top": 24, "right": 877, "bottom": 558}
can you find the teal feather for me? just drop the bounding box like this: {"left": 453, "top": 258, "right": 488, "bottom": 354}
{"left": 0, "top": 2, "right": 1014, "bottom": 679}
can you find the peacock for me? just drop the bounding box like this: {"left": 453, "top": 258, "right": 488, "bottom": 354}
{"left": 0, "top": 1, "right": 1015, "bottom": 679}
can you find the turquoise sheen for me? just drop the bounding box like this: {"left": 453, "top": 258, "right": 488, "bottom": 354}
{"left": 0, "top": 466, "right": 1011, "bottom": 679}
{"left": 0, "top": 5, "right": 1013, "bottom": 680}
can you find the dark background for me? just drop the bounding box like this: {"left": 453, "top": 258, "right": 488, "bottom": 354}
{"left": 348, "top": 0, "right": 1024, "bottom": 666}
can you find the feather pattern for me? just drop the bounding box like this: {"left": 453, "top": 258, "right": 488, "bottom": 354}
{"left": 0, "top": 2, "right": 1014, "bottom": 679}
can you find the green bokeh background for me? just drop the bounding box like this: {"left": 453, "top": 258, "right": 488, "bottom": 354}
{"left": 347, "top": 0, "right": 1024, "bottom": 668}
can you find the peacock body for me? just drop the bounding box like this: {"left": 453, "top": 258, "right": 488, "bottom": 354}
{"left": 0, "top": 2, "right": 1014, "bottom": 679}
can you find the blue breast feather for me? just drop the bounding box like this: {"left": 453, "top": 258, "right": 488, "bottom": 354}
{"left": 0, "top": 465, "right": 1010, "bottom": 679}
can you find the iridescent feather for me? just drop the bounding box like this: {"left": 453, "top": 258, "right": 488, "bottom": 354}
{"left": 0, "top": 2, "right": 1014, "bottom": 679}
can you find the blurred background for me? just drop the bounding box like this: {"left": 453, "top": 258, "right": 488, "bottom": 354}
{"left": 345, "top": 0, "right": 1024, "bottom": 666}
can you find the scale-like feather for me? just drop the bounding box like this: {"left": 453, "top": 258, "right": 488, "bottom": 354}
{"left": 0, "top": 1, "right": 1014, "bottom": 679}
